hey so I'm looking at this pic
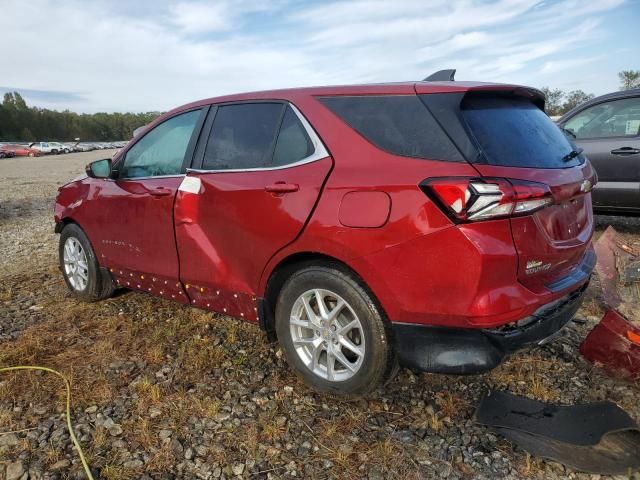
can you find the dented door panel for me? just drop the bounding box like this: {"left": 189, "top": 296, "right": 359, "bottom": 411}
{"left": 174, "top": 157, "right": 333, "bottom": 320}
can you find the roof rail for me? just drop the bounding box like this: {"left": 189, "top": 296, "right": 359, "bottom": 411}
{"left": 423, "top": 69, "right": 456, "bottom": 82}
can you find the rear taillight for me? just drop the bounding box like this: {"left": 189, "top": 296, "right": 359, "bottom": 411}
{"left": 421, "top": 177, "right": 552, "bottom": 223}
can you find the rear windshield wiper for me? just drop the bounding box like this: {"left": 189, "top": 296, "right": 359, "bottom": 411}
{"left": 560, "top": 126, "right": 577, "bottom": 139}
{"left": 562, "top": 148, "right": 583, "bottom": 162}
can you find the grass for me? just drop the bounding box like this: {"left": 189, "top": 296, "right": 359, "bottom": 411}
{"left": 2, "top": 252, "right": 639, "bottom": 479}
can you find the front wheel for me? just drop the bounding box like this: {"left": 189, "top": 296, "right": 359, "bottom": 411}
{"left": 275, "top": 265, "right": 396, "bottom": 395}
{"left": 59, "top": 224, "right": 115, "bottom": 301}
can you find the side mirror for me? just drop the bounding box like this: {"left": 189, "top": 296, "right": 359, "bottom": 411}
{"left": 86, "top": 158, "right": 112, "bottom": 178}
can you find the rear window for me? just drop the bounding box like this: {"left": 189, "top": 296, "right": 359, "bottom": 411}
{"left": 318, "top": 95, "right": 463, "bottom": 161}
{"left": 462, "top": 95, "right": 583, "bottom": 168}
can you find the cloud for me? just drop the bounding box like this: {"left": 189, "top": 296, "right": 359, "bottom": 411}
{"left": 0, "top": 0, "right": 630, "bottom": 112}
{"left": 0, "top": 87, "right": 86, "bottom": 105}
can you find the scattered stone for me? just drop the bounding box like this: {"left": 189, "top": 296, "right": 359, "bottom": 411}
{"left": 6, "top": 461, "right": 25, "bottom": 480}
{"left": 123, "top": 459, "right": 144, "bottom": 469}
{"left": 184, "top": 447, "right": 194, "bottom": 460}
{"left": 149, "top": 407, "right": 162, "bottom": 418}
{"left": 231, "top": 463, "right": 245, "bottom": 476}
{"left": 0, "top": 433, "right": 19, "bottom": 447}
{"left": 49, "top": 459, "right": 71, "bottom": 471}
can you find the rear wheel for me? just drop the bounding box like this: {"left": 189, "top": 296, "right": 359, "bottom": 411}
{"left": 59, "top": 224, "right": 115, "bottom": 301}
{"left": 275, "top": 265, "right": 396, "bottom": 395}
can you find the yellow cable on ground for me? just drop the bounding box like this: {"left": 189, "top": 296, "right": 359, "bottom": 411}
{"left": 0, "top": 366, "right": 94, "bottom": 480}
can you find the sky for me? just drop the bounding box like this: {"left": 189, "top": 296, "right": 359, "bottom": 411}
{"left": 1, "top": 0, "right": 639, "bottom": 113}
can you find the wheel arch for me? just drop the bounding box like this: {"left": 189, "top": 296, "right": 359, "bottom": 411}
{"left": 259, "top": 251, "right": 391, "bottom": 341}
{"left": 54, "top": 216, "right": 81, "bottom": 234}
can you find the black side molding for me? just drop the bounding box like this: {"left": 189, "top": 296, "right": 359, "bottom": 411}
{"left": 257, "top": 297, "right": 277, "bottom": 342}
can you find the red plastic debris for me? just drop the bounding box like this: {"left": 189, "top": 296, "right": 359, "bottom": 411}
{"left": 580, "top": 309, "right": 640, "bottom": 380}
{"left": 580, "top": 226, "right": 640, "bottom": 379}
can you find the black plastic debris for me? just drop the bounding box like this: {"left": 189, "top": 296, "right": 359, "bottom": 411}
{"left": 474, "top": 390, "right": 640, "bottom": 475}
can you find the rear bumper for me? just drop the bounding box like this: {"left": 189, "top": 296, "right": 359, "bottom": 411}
{"left": 392, "top": 280, "right": 589, "bottom": 374}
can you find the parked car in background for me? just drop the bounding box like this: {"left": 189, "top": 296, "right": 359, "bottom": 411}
{"left": 0, "top": 147, "right": 16, "bottom": 158}
{"left": 74, "top": 143, "right": 95, "bottom": 152}
{"left": 29, "top": 141, "right": 70, "bottom": 154}
{"left": 1, "top": 144, "right": 40, "bottom": 157}
{"left": 64, "top": 143, "right": 81, "bottom": 152}
{"left": 54, "top": 76, "right": 596, "bottom": 394}
{"left": 558, "top": 88, "right": 640, "bottom": 215}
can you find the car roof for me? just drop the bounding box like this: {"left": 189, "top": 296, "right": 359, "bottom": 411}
{"left": 150, "top": 80, "right": 539, "bottom": 129}
{"left": 186, "top": 81, "right": 529, "bottom": 106}
{"left": 559, "top": 88, "right": 640, "bottom": 122}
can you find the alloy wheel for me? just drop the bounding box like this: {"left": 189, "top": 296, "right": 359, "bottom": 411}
{"left": 63, "top": 237, "right": 89, "bottom": 291}
{"left": 289, "top": 289, "right": 365, "bottom": 382}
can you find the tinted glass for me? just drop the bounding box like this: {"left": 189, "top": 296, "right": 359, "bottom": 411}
{"left": 462, "top": 95, "right": 582, "bottom": 168}
{"left": 203, "top": 103, "right": 284, "bottom": 170}
{"left": 272, "top": 107, "right": 314, "bottom": 166}
{"left": 318, "top": 95, "right": 463, "bottom": 161}
{"left": 120, "top": 110, "right": 200, "bottom": 178}
{"left": 563, "top": 97, "right": 640, "bottom": 139}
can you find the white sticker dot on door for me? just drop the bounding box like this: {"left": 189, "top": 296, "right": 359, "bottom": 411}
{"left": 178, "top": 176, "right": 202, "bottom": 194}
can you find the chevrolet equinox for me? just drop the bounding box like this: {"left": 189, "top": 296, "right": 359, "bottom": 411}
{"left": 54, "top": 74, "right": 596, "bottom": 394}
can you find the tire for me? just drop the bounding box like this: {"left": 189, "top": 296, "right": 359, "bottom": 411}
{"left": 275, "top": 265, "right": 396, "bottom": 395}
{"left": 59, "top": 224, "right": 115, "bottom": 301}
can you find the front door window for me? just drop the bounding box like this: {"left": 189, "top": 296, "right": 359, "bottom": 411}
{"left": 120, "top": 110, "right": 201, "bottom": 178}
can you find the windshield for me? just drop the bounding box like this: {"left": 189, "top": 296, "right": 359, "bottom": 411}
{"left": 462, "top": 95, "right": 583, "bottom": 168}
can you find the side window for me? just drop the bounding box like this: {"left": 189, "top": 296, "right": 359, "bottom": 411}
{"left": 564, "top": 97, "right": 640, "bottom": 139}
{"left": 202, "top": 103, "right": 284, "bottom": 170}
{"left": 272, "top": 107, "right": 314, "bottom": 166}
{"left": 318, "top": 95, "right": 464, "bottom": 161}
{"left": 120, "top": 109, "right": 201, "bottom": 178}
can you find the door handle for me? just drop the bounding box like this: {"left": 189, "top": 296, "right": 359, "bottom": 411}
{"left": 149, "top": 187, "right": 172, "bottom": 197}
{"left": 611, "top": 147, "right": 640, "bottom": 155}
{"left": 265, "top": 182, "right": 299, "bottom": 194}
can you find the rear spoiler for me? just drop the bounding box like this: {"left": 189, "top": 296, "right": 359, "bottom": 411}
{"left": 421, "top": 69, "right": 544, "bottom": 110}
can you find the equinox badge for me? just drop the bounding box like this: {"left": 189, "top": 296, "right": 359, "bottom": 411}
{"left": 526, "top": 259, "right": 552, "bottom": 274}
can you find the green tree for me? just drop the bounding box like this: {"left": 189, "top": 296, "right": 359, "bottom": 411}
{"left": 0, "top": 91, "right": 160, "bottom": 142}
{"left": 561, "top": 90, "right": 595, "bottom": 113}
{"left": 618, "top": 70, "right": 640, "bottom": 90}
{"left": 540, "top": 87, "right": 565, "bottom": 116}
{"left": 20, "top": 127, "right": 35, "bottom": 142}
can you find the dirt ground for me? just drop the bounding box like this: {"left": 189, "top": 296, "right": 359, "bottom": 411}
{"left": 0, "top": 152, "right": 639, "bottom": 480}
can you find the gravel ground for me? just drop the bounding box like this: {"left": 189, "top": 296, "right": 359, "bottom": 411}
{"left": 0, "top": 152, "right": 639, "bottom": 480}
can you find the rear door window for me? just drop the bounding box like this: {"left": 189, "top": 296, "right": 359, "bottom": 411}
{"left": 202, "top": 103, "right": 284, "bottom": 170}
{"left": 318, "top": 95, "right": 463, "bottom": 161}
{"left": 461, "top": 95, "right": 583, "bottom": 168}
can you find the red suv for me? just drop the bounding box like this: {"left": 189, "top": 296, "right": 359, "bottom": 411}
{"left": 54, "top": 76, "right": 596, "bottom": 394}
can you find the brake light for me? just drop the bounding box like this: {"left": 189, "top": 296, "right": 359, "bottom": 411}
{"left": 421, "top": 177, "right": 552, "bottom": 222}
